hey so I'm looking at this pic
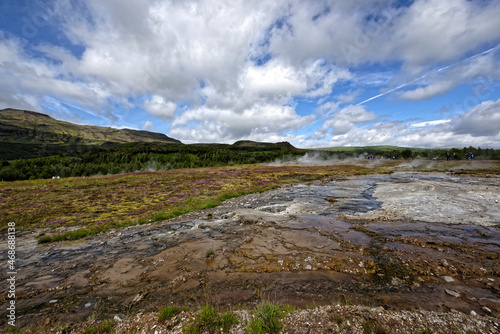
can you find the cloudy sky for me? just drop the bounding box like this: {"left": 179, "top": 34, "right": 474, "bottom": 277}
{"left": 1, "top": 0, "right": 500, "bottom": 148}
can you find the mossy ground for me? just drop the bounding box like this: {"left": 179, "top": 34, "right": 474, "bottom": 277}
{"left": 0, "top": 164, "right": 383, "bottom": 242}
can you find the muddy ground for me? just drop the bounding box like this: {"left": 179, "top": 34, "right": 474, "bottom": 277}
{"left": 1, "top": 170, "right": 499, "bottom": 332}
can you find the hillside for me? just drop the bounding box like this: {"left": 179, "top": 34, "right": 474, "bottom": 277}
{"left": 0, "top": 108, "right": 181, "bottom": 159}
{"left": 233, "top": 140, "right": 301, "bottom": 151}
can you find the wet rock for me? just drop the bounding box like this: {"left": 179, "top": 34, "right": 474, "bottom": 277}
{"left": 471, "top": 310, "right": 478, "bottom": 316}
{"left": 84, "top": 303, "right": 92, "bottom": 308}
{"left": 481, "top": 306, "right": 492, "bottom": 314}
{"left": 49, "top": 300, "right": 58, "bottom": 303}
{"left": 445, "top": 289, "right": 461, "bottom": 298}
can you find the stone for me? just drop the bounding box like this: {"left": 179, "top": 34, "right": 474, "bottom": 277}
{"left": 443, "top": 276, "right": 455, "bottom": 283}
{"left": 84, "top": 303, "right": 92, "bottom": 308}
{"left": 482, "top": 306, "right": 492, "bottom": 314}
{"left": 445, "top": 289, "right": 460, "bottom": 298}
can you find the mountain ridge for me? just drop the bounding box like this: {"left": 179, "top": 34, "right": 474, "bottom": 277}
{"left": 0, "top": 108, "right": 182, "bottom": 159}
{"left": 0, "top": 108, "right": 181, "bottom": 144}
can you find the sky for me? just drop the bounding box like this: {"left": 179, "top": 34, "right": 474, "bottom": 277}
{"left": 1, "top": 0, "right": 500, "bottom": 148}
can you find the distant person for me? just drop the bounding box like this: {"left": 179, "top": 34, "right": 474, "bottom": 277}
{"left": 453, "top": 152, "right": 458, "bottom": 160}
{"left": 446, "top": 152, "right": 450, "bottom": 161}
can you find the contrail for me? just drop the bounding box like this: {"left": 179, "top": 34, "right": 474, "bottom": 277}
{"left": 310, "top": 45, "right": 499, "bottom": 130}
{"left": 356, "top": 45, "right": 499, "bottom": 106}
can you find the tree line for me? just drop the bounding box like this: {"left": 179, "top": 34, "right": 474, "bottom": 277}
{"left": 0, "top": 142, "right": 304, "bottom": 181}
{"left": 1, "top": 144, "right": 498, "bottom": 182}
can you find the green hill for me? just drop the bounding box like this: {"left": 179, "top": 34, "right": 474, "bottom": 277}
{"left": 0, "top": 108, "right": 181, "bottom": 159}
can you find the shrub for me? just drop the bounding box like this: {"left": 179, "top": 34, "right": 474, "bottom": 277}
{"left": 184, "top": 305, "right": 238, "bottom": 334}
{"left": 247, "top": 302, "right": 284, "bottom": 334}
{"left": 159, "top": 305, "right": 181, "bottom": 322}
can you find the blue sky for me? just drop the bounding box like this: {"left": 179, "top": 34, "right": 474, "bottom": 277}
{"left": 1, "top": 0, "right": 500, "bottom": 148}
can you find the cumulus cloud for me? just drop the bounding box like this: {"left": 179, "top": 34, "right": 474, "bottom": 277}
{"left": 171, "top": 104, "right": 314, "bottom": 143}
{"left": 389, "top": 0, "right": 500, "bottom": 72}
{"left": 0, "top": 36, "right": 114, "bottom": 119}
{"left": 266, "top": 0, "right": 500, "bottom": 73}
{"left": 451, "top": 99, "right": 500, "bottom": 137}
{"left": 316, "top": 104, "right": 378, "bottom": 136}
{"left": 143, "top": 95, "right": 176, "bottom": 121}
{"left": 1, "top": 0, "right": 500, "bottom": 147}
{"left": 308, "top": 100, "right": 500, "bottom": 148}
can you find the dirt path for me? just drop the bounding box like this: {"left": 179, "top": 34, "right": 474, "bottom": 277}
{"left": 1, "top": 172, "right": 499, "bottom": 331}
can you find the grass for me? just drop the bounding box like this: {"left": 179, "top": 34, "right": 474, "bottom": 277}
{"left": 158, "top": 305, "right": 182, "bottom": 322}
{"left": 246, "top": 302, "right": 284, "bottom": 334}
{"left": 183, "top": 305, "right": 238, "bottom": 334}
{"left": 81, "top": 319, "right": 115, "bottom": 334}
{"left": 281, "top": 304, "right": 296, "bottom": 314}
{"left": 0, "top": 164, "right": 383, "bottom": 242}
{"left": 362, "top": 322, "right": 373, "bottom": 334}
{"left": 38, "top": 228, "right": 103, "bottom": 243}
{"left": 205, "top": 249, "right": 215, "bottom": 258}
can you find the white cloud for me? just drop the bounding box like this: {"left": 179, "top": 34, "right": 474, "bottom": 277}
{"left": 1, "top": 0, "right": 500, "bottom": 148}
{"left": 400, "top": 81, "right": 456, "bottom": 101}
{"left": 400, "top": 52, "right": 500, "bottom": 101}
{"left": 389, "top": 0, "right": 500, "bottom": 72}
{"left": 142, "top": 120, "right": 154, "bottom": 131}
{"left": 334, "top": 89, "right": 362, "bottom": 104}
{"left": 266, "top": 0, "right": 500, "bottom": 72}
{"left": 143, "top": 95, "right": 176, "bottom": 121}
{"left": 310, "top": 100, "right": 500, "bottom": 148}
{"left": 0, "top": 36, "right": 114, "bottom": 116}
{"left": 316, "top": 104, "right": 378, "bottom": 136}
{"left": 410, "top": 119, "right": 451, "bottom": 128}
{"left": 242, "top": 59, "right": 305, "bottom": 98}
{"left": 171, "top": 104, "right": 314, "bottom": 143}
{"left": 451, "top": 99, "right": 500, "bottom": 137}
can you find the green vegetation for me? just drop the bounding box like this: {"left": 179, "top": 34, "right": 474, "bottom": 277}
{"left": 246, "top": 302, "right": 285, "bottom": 334}
{"left": 81, "top": 319, "right": 115, "bottom": 334}
{"left": 362, "top": 322, "right": 373, "bottom": 334}
{"left": 205, "top": 249, "right": 215, "bottom": 258}
{"left": 183, "top": 305, "right": 238, "bottom": 334}
{"left": 319, "top": 145, "right": 500, "bottom": 160}
{"left": 281, "top": 304, "right": 296, "bottom": 314}
{"left": 38, "top": 228, "right": 103, "bottom": 243}
{"left": 1, "top": 164, "right": 377, "bottom": 242}
{"left": 0, "top": 141, "right": 304, "bottom": 181}
{"left": 158, "top": 305, "right": 182, "bottom": 322}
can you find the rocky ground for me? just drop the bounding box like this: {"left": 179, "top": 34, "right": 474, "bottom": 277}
{"left": 61, "top": 304, "right": 500, "bottom": 334}
{"left": 1, "top": 169, "right": 499, "bottom": 333}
